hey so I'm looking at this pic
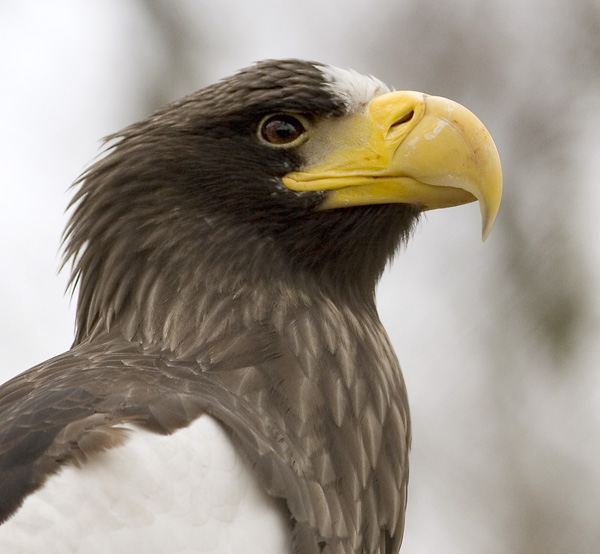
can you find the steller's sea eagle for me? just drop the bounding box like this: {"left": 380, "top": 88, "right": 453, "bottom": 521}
{"left": 0, "top": 59, "right": 501, "bottom": 554}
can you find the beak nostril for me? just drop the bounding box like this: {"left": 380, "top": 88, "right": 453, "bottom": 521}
{"left": 391, "top": 110, "right": 415, "bottom": 128}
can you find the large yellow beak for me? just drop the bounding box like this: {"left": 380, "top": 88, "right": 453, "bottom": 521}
{"left": 282, "top": 91, "right": 502, "bottom": 240}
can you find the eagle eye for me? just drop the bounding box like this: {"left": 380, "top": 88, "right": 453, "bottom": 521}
{"left": 258, "top": 114, "right": 308, "bottom": 146}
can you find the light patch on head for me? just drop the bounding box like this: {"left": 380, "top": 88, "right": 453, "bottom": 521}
{"left": 320, "top": 65, "right": 391, "bottom": 113}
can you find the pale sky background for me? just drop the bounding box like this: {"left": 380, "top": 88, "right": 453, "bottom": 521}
{"left": 1, "top": 1, "right": 599, "bottom": 553}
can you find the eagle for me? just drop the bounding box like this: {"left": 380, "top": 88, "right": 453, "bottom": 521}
{"left": 0, "top": 59, "right": 501, "bottom": 553}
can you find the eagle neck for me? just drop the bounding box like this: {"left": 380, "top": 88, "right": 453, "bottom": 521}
{"left": 72, "top": 215, "right": 379, "bottom": 354}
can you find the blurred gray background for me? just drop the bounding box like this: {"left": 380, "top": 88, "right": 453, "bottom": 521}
{"left": 1, "top": 1, "right": 598, "bottom": 552}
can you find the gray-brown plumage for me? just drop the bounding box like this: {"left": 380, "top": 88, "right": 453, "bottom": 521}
{"left": 0, "top": 59, "right": 501, "bottom": 553}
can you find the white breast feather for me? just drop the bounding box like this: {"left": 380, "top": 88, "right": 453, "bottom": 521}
{"left": 0, "top": 415, "right": 291, "bottom": 554}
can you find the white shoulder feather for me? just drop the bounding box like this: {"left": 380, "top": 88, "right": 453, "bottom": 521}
{"left": 0, "top": 415, "right": 291, "bottom": 554}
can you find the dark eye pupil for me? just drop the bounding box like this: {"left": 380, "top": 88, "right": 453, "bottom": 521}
{"left": 261, "top": 115, "right": 305, "bottom": 145}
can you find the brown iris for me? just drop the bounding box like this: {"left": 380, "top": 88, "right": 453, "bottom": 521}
{"left": 259, "top": 114, "right": 307, "bottom": 145}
